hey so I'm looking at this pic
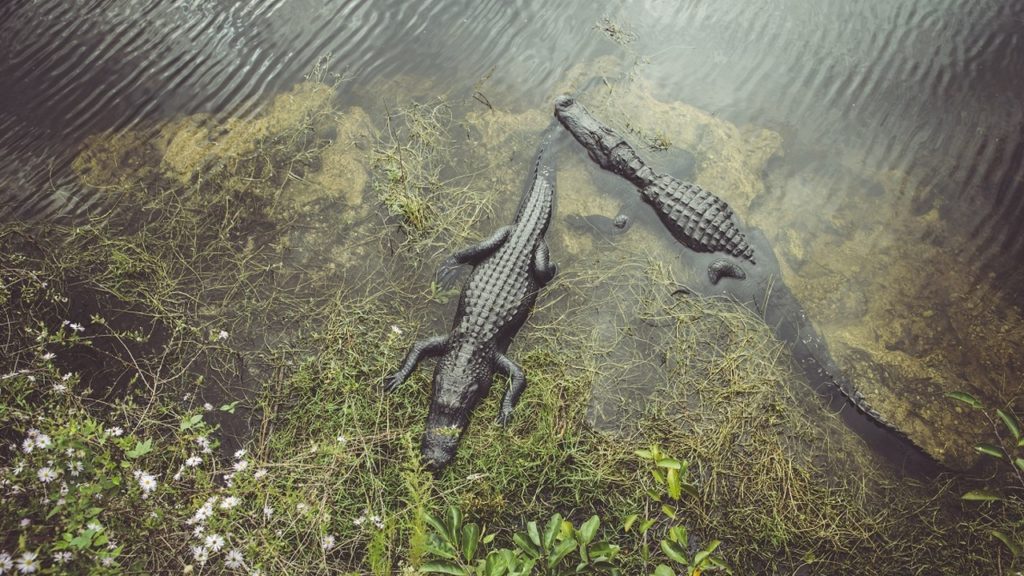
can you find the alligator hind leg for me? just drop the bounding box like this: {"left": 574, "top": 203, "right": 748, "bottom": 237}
{"left": 383, "top": 335, "right": 448, "bottom": 392}
{"left": 437, "top": 226, "right": 513, "bottom": 288}
{"left": 532, "top": 241, "right": 557, "bottom": 285}
{"left": 495, "top": 353, "right": 527, "bottom": 426}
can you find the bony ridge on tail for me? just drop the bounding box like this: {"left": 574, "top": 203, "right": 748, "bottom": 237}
{"left": 383, "top": 125, "right": 558, "bottom": 471}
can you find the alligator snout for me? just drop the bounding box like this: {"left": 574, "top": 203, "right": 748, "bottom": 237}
{"left": 554, "top": 94, "right": 575, "bottom": 110}
{"left": 422, "top": 426, "right": 462, "bottom": 471}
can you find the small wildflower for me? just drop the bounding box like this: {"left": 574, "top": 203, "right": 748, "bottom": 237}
{"left": 220, "top": 496, "right": 239, "bottom": 509}
{"left": 204, "top": 533, "right": 225, "bottom": 553}
{"left": 217, "top": 330, "right": 229, "bottom": 341}
{"left": 322, "top": 534, "right": 336, "bottom": 550}
{"left": 0, "top": 552, "right": 11, "bottom": 572}
{"left": 138, "top": 470, "right": 159, "bottom": 497}
{"left": 52, "top": 551, "right": 72, "bottom": 565}
{"left": 223, "top": 473, "right": 234, "bottom": 488}
{"left": 106, "top": 426, "right": 123, "bottom": 437}
{"left": 68, "top": 322, "right": 84, "bottom": 333}
{"left": 233, "top": 449, "right": 246, "bottom": 460}
{"left": 296, "top": 502, "right": 309, "bottom": 513}
{"left": 233, "top": 459, "right": 249, "bottom": 472}
{"left": 253, "top": 468, "right": 267, "bottom": 480}
{"left": 371, "top": 514, "right": 384, "bottom": 530}
{"left": 40, "top": 352, "right": 55, "bottom": 361}
{"left": 185, "top": 455, "right": 202, "bottom": 467}
{"left": 390, "top": 324, "right": 403, "bottom": 335}
{"left": 353, "top": 515, "right": 366, "bottom": 527}
{"left": 20, "top": 518, "right": 30, "bottom": 528}
{"left": 191, "top": 545, "right": 208, "bottom": 565}
{"left": 37, "top": 467, "right": 58, "bottom": 483}
{"left": 203, "top": 402, "right": 213, "bottom": 411}
{"left": 263, "top": 505, "right": 274, "bottom": 519}
{"left": 196, "top": 437, "right": 212, "bottom": 454}
{"left": 192, "top": 525, "right": 205, "bottom": 539}
{"left": 33, "top": 434, "right": 51, "bottom": 450}
{"left": 100, "top": 557, "right": 115, "bottom": 567}
{"left": 61, "top": 372, "right": 72, "bottom": 381}
{"left": 172, "top": 467, "right": 183, "bottom": 482}
{"left": 51, "top": 383, "right": 68, "bottom": 394}
{"left": 14, "top": 551, "right": 39, "bottom": 573}
{"left": 69, "top": 461, "right": 83, "bottom": 477}
{"left": 86, "top": 521, "right": 103, "bottom": 532}
{"left": 337, "top": 434, "right": 347, "bottom": 444}
{"left": 224, "top": 549, "right": 244, "bottom": 569}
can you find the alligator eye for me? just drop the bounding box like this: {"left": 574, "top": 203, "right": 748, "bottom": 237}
{"left": 554, "top": 95, "right": 574, "bottom": 109}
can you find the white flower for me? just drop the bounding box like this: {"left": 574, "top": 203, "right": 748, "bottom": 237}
{"left": 233, "top": 449, "right": 246, "bottom": 460}
{"left": 390, "top": 324, "right": 403, "bottom": 335}
{"left": 19, "top": 518, "right": 30, "bottom": 528}
{"left": 203, "top": 402, "right": 213, "bottom": 411}
{"left": 220, "top": 496, "right": 239, "bottom": 509}
{"left": 41, "top": 352, "right": 55, "bottom": 361}
{"left": 14, "top": 551, "right": 39, "bottom": 573}
{"left": 191, "top": 545, "right": 208, "bottom": 565}
{"left": 68, "top": 323, "right": 84, "bottom": 333}
{"left": 204, "top": 533, "right": 225, "bottom": 553}
{"left": 33, "top": 434, "right": 51, "bottom": 450}
{"left": 26, "top": 429, "right": 38, "bottom": 438}
{"left": 51, "top": 383, "right": 67, "bottom": 394}
{"left": 86, "top": 521, "right": 103, "bottom": 532}
{"left": 138, "top": 472, "right": 157, "bottom": 497}
{"left": 296, "top": 502, "right": 308, "bottom": 513}
{"left": 337, "top": 434, "right": 347, "bottom": 444}
{"left": 217, "top": 330, "right": 229, "bottom": 341}
{"left": 69, "top": 461, "right": 83, "bottom": 476}
{"left": 192, "top": 525, "right": 205, "bottom": 539}
{"left": 0, "top": 552, "right": 11, "bottom": 572}
{"left": 353, "top": 515, "right": 366, "bottom": 527}
{"left": 106, "top": 426, "right": 123, "bottom": 437}
{"left": 100, "top": 557, "right": 115, "bottom": 567}
{"left": 263, "top": 505, "right": 274, "bottom": 519}
{"left": 253, "top": 468, "right": 267, "bottom": 480}
{"left": 321, "top": 534, "right": 336, "bottom": 550}
{"left": 196, "top": 437, "right": 211, "bottom": 454}
{"left": 172, "top": 467, "right": 183, "bottom": 481}
{"left": 52, "top": 551, "right": 72, "bottom": 565}
{"left": 371, "top": 514, "right": 384, "bottom": 530}
{"left": 61, "top": 373, "right": 72, "bottom": 381}
{"left": 223, "top": 473, "right": 234, "bottom": 487}
{"left": 224, "top": 549, "right": 244, "bottom": 569}
{"left": 37, "top": 467, "right": 58, "bottom": 483}
{"left": 20, "top": 439, "right": 33, "bottom": 454}
{"left": 233, "top": 459, "right": 249, "bottom": 472}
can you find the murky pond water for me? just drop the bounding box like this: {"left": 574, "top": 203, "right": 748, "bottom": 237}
{"left": 2, "top": 0, "right": 1023, "bottom": 572}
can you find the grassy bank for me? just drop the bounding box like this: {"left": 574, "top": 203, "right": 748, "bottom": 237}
{"left": 1, "top": 74, "right": 1020, "bottom": 574}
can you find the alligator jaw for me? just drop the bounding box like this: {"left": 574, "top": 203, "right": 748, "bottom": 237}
{"left": 421, "top": 424, "right": 463, "bottom": 471}
{"left": 554, "top": 94, "right": 654, "bottom": 188}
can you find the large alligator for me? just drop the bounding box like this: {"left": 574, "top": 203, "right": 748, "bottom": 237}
{"left": 553, "top": 94, "right": 917, "bottom": 446}
{"left": 383, "top": 126, "right": 558, "bottom": 471}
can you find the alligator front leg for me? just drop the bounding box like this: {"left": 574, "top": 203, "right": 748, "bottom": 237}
{"left": 437, "top": 226, "right": 513, "bottom": 288}
{"left": 532, "top": 241, "right": 557, "bottom": 285}
{"left": 495, "top": 353, "right": 527, "bottom": 426}
{"left": 383, "top": 335, "right": 449, "bottom": 392}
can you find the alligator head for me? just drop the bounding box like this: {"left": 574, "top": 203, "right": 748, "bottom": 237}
{"left": 554, "top": 94, "right": 656, "bottom": 188}
{"left": 421, "top": 353, "right": 491, "bottom": 471}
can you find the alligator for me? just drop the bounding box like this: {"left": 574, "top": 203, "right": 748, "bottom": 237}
{"left": 383, "top": 127, "right": 558, "bottom": 471}
{"left": 554, "top": 95, "right": 755, "bottom": 263}
{"left": 553, "top": 94, "right": 923, "bottom": 452}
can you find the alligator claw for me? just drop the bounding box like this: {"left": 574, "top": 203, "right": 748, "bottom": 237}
{"left": 496, "top": 410, "right": 512, "bottom": 427}
{"left": 382, "top": 373, "right": 404, "bottom": 393}
{"left": 436, "top": 259, "right": 463, "bottom": 290}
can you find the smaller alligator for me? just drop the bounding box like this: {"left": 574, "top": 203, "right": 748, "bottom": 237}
{"left": 554, "top": 95, "right": 755, "bottom": 263}
{"left": 383, "top": 127, "right": 558, "bottom": 471}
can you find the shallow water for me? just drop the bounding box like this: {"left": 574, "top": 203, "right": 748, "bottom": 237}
{"left": 2, "top": 0, "right": 1022, "bottom": 468}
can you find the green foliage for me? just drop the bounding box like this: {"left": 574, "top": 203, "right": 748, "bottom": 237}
{"left": 422, "top": 506, "right": 620, "bottom": 576}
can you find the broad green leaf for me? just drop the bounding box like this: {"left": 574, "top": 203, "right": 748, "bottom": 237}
{"left": 653, "top": 565, "right": 676, "bottom": 576}
{"left": 657, "top": 458, "right": 682, "bottom": 470}
{"left": 446, "top": 507, "right": 463, "bottom": 544}
{"left": 548, "top": 538, "right": 577, "bottom": 568}
{"left": 220, "top": 401, "right": 240, "bottom": 414}
{"left": 125, "top": 439, "right": 152, "bottom": 459}
{"left": 421, "top": 560, "right": 469, "bottom": 575}
{"left": 462, "top": 523, "right": 481, "bottom": 562}
{"left": 578, "top": 516, "right": 600, "bottom": 546}
{"left": 179, "top": 414, "right": 203, "bottom": 431}
{"left": 661, "top": 539, "right": 689, "bottom": 565}
{"left": 623, "top": 514, "right": 638, "bottom": 533}
{"left": 667, "top": 468, "right": 682, "bottom": 501}
{"left": 945, "top": 391, "right": 982, "bottom": 409}
{"left": 634, "top": 449, "right": 654, "bottom": 460}
{"left": 693, "top": 540, "right": 721, "bottom": 566}
{"left": 513, "top": 533, "right": 540, "bottom": 559}
{"left": 425, "top": 513, "right": 452, "bottom": 546}
{"left": 975, "top": 443, "right": 1005, "bottom": 459}
{"left": 962, "top": 489, "right": 1002, "bottom": 502}
{"left": 991, "top": 530, "right": 1022, "bottom": 557}
{"left": 589, "top": 542, "right": 620, "bottom": 563}
{"left": 69, "top": 534, "right": 92, "bottom": 549}
{"left": 997, "top": 409, "right": 1021, "bottom": 440}
{"left": 668, "top": 526, "right": 688, "bottom": 545}
{"left": 661, "top": 504, "right": 677, "bottom": 519}
{"left": 527, "top": 521, "right": 541, "bottom": 548}
{"left": 640, "top": 518, "right": 657, "bottom": 534}
{"left": 543, "top": 513, "right": 562, "bottom": 550}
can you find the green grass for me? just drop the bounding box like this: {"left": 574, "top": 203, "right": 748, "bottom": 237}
{"left": 0, "top": 72, "right": 1020, "bottom": 575}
